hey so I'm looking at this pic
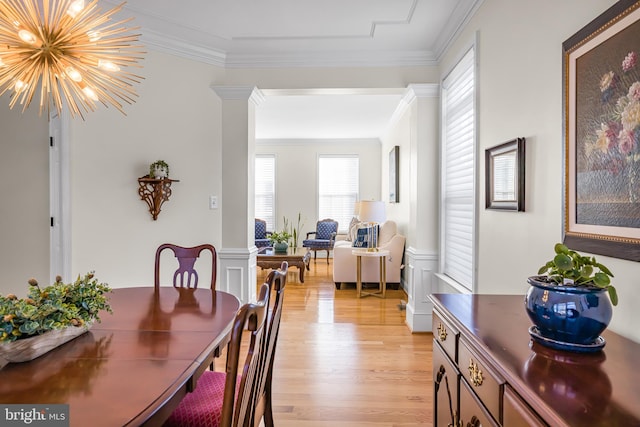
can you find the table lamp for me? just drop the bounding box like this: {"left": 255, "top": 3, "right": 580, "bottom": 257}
{"left": 358, "top": 200, "right": 386, "bottom": 251}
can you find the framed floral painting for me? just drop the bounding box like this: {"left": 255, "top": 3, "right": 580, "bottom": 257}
{"left": 563, "top": 0, "right": 640, "bottom": 261}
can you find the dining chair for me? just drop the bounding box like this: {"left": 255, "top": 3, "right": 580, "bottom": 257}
{"left": 164, "top": 283, "right": 270, "bottom": 427}
{"left": 154, "top": 243, "right": 217, "bottom": 290}
{"left": 252, "top": 261, "right": 288, "bottom": 427}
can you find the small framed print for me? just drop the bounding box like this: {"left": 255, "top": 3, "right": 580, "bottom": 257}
{"left": 389, "top": 146, "right": 399, "bottom": 203}
{"left": 485, "top": 138, "right": 525, "bottom": 211}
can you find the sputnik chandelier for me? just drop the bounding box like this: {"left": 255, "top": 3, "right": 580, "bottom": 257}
{"left": 0, "top": 0, "right": 144, "bottom": 118}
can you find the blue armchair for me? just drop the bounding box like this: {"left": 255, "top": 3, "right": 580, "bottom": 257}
{"left": 302, "top": 218, "right": 339, "bottom": 263}
{"left": 255, "top": 218, "right": 272, "bottom": 248}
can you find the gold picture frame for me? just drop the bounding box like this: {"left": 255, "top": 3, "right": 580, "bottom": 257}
{"left": 563, "top": 0, "right": 640, "bottom": 260}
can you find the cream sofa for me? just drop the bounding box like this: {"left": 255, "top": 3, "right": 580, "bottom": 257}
{"left": 332, "top": 220, "right": 405, "bottom": 289}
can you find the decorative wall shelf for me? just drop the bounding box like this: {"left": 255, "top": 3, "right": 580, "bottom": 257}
{"left": 137, "top": 176, "right": 179, "bottom": 220}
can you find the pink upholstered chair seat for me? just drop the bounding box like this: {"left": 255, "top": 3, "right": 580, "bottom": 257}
{"left": 164, "top": 371, "right": 240, "bottom": 427}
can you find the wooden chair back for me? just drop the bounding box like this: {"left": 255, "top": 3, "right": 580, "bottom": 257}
{"left": 222, "top": 283, "right": 270, "bottom": 427}
{"left": 154, "top": 243, "right": 217, "bottom": 290}
{"left": 163, "top": 284, "right": 269, "bottom": 427}
{"left": 253, "top": 261, "right": 288, "bottom": 427}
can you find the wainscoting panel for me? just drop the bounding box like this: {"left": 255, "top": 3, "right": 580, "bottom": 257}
{"left": 217, "top": 247, "right": 257, "bottom": 304}
{"left": 405, "top": 247, "right": 438, "bottom": 332}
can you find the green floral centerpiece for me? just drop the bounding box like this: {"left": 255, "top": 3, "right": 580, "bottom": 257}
{"left": 0, "top": 272, "right": 112, "bottom": 358}
{"left": 269, "top": 230, "right": 292, "bottom": 253}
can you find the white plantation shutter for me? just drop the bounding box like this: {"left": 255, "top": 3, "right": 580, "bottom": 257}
{"left": 441, "top": 48, "right": 475, "bottom": 290}
{"left": 318, "top": 156, "right": 359, "bottom": 233}
{"left": 255, "top": 155, "right": 275, "bottom": 230}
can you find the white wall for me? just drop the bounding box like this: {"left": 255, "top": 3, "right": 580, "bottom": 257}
{"left": 69, "top": 51, "right": 225, "bottom": 288}
{"left": 255, "top": 139, "right": 382, "bottom": 239}
{"left": 441, "top": 0, "right": 640, "bottom": 342}
{"left": 0, "top": 98, "right": 49, "bottom": 294}
{"left": 381, "top": 109, "right": 411, "bottom": 237}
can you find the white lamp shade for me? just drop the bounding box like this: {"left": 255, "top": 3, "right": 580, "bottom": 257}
{"left": 358, "top": 200, "right": 386, "bottom": 223}
{"left": 353, "top": 201, "right": 361, "bottom": 216}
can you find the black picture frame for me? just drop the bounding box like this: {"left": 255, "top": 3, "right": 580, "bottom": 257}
{"left": 562, "top": 0, "right": 640, "bottom": 261}
{"left": 389, "top": 146, "right": 399, "bottom": 203}
{"left": 485, "top": 138, "right": 525, "bottom": 211}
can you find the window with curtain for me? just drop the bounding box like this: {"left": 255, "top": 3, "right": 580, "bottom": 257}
{"left": 255, "top": 155, "right": 275, "bottom": 231}
{"left": 318, "top": 156, "right": 359, "bottom": 233}
{"left": 440, "top": 47, "right": 476, "bottom": 291}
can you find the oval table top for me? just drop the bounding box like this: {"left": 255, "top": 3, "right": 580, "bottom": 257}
{"left": 0, "top": 287, "right": 241, "bottom": 426}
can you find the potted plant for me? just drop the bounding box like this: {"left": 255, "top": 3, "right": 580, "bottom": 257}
{"left": 269, "top": 230, "right": 291, "bottom": 253}
{"left": 0, "top": 272, "right": 112, "bottom": 362}
{"left": 525, "top": 243, "right": 617, "bottom": 352}
{"left": 149, "top": 160, "right": 169, "bottom": 179}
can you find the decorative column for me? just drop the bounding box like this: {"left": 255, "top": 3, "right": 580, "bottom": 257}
{"left": 404, "top": 84, "right": 439, "bottom": 332}
{"left": 210, "top": 86, "right": 264, "bottom": 304}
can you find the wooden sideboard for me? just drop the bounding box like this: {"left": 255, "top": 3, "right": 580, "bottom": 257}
{"left": 430, "top": 294, "right": 640, "bottom": 427}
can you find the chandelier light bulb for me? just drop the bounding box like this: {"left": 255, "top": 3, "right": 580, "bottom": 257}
{"left": 98, "top": 60, "right": 120, "bottom": 72}
{"left": 0, "top": 0, "right": 145, "bottom": 118}
{"left": 18, "top": 29, "right": 38, "bottom": 45}
{"left": 67, "top": 0, "right": 85, "bottom": 18}
{"left": 87, "top": 30, "right": 101, "bottom": 42}
{"left": 14, "top": 80, "right": 28, "bottom": 92}
{"left": 82, "top": 85, "right": 98, "bottom": 101}
{"left": 65, "top": 66, "right": 83, "bottom": 82}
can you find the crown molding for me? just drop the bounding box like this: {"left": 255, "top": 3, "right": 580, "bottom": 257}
{"left": 143, "top": 30, "right": 438, "bottom": 68}
{"left": 211, "top": 86, "right": 257, "bottom": 100}
{"left": 116, "top": 0, "right": 483, "bottom": 69}
{"left": 225, "top": 50, "right": 437, "bottom": 68}
{"left": 141, "top": 29, "right": 227, "bottom": 67}
{"left": 433, "top": 0, "right": 484, "bottom": 61}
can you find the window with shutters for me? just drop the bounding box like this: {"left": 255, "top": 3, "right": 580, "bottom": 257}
{"left": 318, "top": 156, "right": 359, "bottom": 233}
{"left": 255, "top": 155, "right": 276, "bottom": 231}
{"left": 440, "top": 47, "right": 476, "bottom": 291}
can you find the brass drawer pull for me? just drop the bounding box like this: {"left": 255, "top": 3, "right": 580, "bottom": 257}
{"left": 437, "top": 323, "right": 448, "bottom": 341}
{"left": 468, "top": 359, "right": 484, "bottom": 387}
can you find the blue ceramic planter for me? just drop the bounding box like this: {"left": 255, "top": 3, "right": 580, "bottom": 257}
{"left": 525, "top": 276, "right": 612, "bottom": 350}
{"left": 273, "top": 242, "right": 288, "bottom": 253}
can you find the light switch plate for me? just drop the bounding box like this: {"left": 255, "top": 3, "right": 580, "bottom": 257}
{"left": 209, "top": 196, "right": 218, "bottom": 209}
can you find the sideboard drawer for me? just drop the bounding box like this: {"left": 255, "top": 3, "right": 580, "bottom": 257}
{"left": 433, "top": 310, "right": 459, "bottom": 363}
{"left": 433, "top": 342, "right": 459, "bottom": 427}
{"left": 503, "top": 385, "right": 548, "bottom": 427}
{"left": 459, "top": 337, "right": 504, "bottom": 423}
{"left": 459, "top": 378, "right": 499, "bottom": 427}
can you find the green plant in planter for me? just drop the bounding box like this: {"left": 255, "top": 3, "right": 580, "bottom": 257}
{"left": 0, "top": 272, "right": 112, "bottom": 343}
{"left": 536, "top": 243, "right": 617, "bottom": 306}
{"left": 268, "top": 230, "right": 292, "bottom": 245}
{"left": 149, "top": 160, "right": 170, "bottom": 178}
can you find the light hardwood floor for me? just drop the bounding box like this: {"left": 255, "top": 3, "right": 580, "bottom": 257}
{"left": 256, "top": 258, "right": 434, "bottom": 427}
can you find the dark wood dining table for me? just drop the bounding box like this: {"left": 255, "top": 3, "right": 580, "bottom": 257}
{"left": 0, "top": 287, "right": 241, "bottom": 426}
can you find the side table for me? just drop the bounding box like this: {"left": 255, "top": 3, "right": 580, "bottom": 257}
{"left": 352, "top": 248, "right": 390, "bottom": 298}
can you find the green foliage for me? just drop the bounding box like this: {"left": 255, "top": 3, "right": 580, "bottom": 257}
{"left": 268, "top": 230, "right": 292, "bottom": 244}
{"left": 0, "top": 272, "right": 112, "bottom": 343}
{"left": 149, "top": 160, "right": 169, "bottom": 177}
{"left": 283, "top": 213, "right": 305, "bottom": 247}
{"left": 537, "top": 243, "right": 618, "bottom": 306}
